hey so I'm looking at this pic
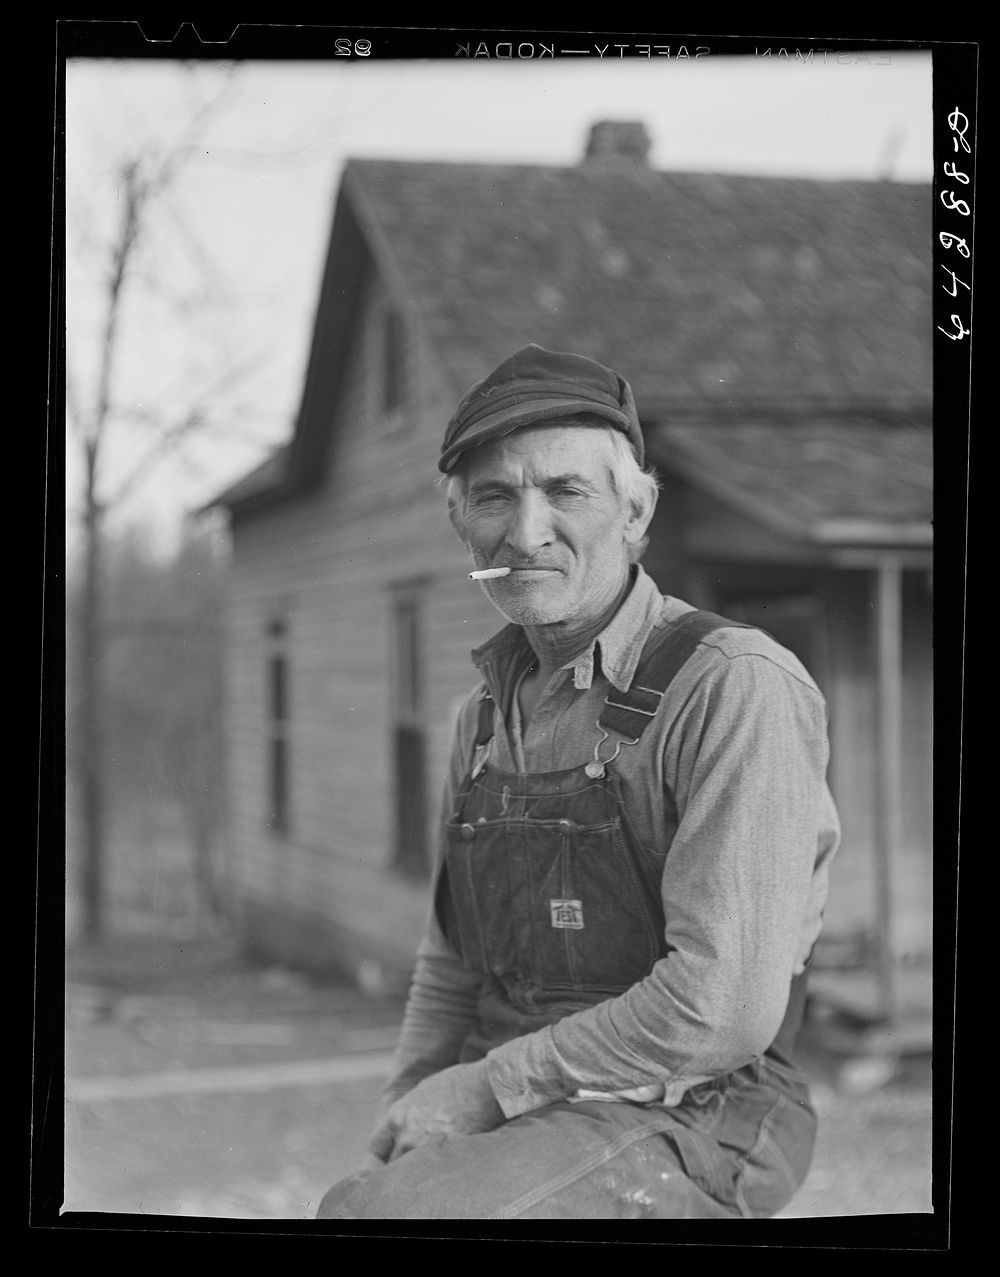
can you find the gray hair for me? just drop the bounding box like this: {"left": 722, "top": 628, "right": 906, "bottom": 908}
{"left": 443, "top": 417, "right": 660, "bottom": 563}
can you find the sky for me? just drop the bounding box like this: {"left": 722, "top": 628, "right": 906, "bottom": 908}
{"left": 63, "top": 47, "right": 935, "bottom": 558}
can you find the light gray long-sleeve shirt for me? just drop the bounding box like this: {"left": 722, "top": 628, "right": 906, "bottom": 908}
{"left": 383, "top": 567, "right": 841, "bottom": 1120}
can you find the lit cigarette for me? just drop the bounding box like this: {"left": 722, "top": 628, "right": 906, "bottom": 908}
{"left": 468, "top": 567, "right": 511, "bottom": 581}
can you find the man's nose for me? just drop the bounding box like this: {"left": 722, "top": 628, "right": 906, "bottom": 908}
{"left": 504, "top": 493, "right": 554, "bottom": 556}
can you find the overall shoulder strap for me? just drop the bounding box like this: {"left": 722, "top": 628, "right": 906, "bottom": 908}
{"left": 466, "top": 685, "right": 496, "bottom": 778}
{"left": 598, "top": 609, "right": 751, "bottom": 741}
{"left": 472, "top": 609, "right": 753, "bottom": 763}
{"left": 474, "top": 685, "right": 495, "bottom": 748}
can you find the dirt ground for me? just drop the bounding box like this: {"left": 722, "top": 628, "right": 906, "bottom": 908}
{"left": 48, "top": 931, "right": 941, "bottom": 1240}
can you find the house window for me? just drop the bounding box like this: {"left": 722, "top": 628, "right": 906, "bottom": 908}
{"left": 383, "top": 307, "right": 406, "bottom": 417}
{"left": 391, "top": 588, "right": 427, "bottom": 875}
{"left": 266, "top": 615, "right": 291, "bottom": 834}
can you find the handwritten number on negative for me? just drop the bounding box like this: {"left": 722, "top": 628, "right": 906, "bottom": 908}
{"left": 939, "top": 232, "right": 970, "bottom": 259}
{"left": 948, "top": 108, "right": 972, "bottom": 154}
{"left": 940, "top": 265, "right": 971, "bottom": 299}
{"left": 938, "top": 108, "right": 973, "bottom": 340}
{"left": 940, "top": 190, "right": 971, "bottom": 216}
{"left": 937, "top": 313, "right": 971, "bottom": 342}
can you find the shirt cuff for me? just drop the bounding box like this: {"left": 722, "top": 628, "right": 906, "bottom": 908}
{"left": 484, "top": 1025, "right": 567, "bottom": 1118}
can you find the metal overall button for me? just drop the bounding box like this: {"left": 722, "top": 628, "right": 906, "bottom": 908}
{"left": 585, "top": 723, "right": 639, "bottom": 779}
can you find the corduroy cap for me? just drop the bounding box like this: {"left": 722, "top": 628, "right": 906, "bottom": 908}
{"left": 438, "top": 344, "right": 643, "bottom": 473}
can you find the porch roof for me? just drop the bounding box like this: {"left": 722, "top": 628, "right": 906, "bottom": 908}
{"left": 646, "top": 415, "right": 932, "bottom": 547}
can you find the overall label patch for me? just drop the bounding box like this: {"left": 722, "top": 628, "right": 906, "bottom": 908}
{"left": 549, "top": 899, "right": 584, "bottom": 929}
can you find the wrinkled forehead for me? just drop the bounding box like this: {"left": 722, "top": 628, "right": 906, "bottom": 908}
{"left": 459, "top": 423, "right": 619, "bottom": 487}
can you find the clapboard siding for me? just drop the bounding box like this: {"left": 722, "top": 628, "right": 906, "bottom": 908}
{"left": 220, "top": 276, "right": 507, "bottom": 973}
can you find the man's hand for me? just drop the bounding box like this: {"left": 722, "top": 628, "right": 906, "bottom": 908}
{"left": 367, "top": 1060, "right": 506, "bottom": 1164}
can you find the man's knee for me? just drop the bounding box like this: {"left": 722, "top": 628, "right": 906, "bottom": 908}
{"left": 314, "top": 1134, "right": 496, "bottom": 1220}
{"left": 315, "top": 1167, "right": 380, "bottom": 1219}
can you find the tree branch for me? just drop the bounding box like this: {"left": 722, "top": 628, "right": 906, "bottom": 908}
{"left": 105, "top": 349, "right": 268, "bottom": 506}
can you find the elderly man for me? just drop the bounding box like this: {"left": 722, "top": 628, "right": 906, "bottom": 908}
{"left": 316, "top": 345, "right": 840, "bottom": 1220}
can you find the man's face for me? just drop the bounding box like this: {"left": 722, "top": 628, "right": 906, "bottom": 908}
{"left": 450, "top": 425, "right": 654, "bottom": 629}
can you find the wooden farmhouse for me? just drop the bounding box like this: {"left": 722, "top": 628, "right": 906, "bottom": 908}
{"left": 210, "top": 122, "right": 933, "bottom": 1008}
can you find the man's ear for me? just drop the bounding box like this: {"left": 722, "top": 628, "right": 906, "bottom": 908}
{"left": 623, "top": 483, "right": 658, "bottom": 550}
{"left": 448, "top": 494, "right": 468, "bottom": 545}
{"left": 444, "top": 467, "right": 468, "bottom": 543}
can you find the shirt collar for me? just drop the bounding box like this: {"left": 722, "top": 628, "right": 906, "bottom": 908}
{"left": 470, "top": 565, "right": 666, "bottom": 695}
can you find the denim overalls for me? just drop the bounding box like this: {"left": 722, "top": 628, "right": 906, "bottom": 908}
{"left": 432, "top": 610, "right": 817, "bottom": 1216}
{"left": 318, "top": 611, "right": 819, "bottom": 1219}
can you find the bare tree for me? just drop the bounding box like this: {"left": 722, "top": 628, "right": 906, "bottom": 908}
{"left": 66, "top": 521, "right": 229, "bottom": 933}
{"left": 65, "top": 66, "right": 251, "bottom": 940}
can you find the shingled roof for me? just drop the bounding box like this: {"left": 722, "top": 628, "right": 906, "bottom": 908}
{"left": 346, "top": 155, "right": 931, "bottom": 412}
{"left": 215, "top": 124, "right": 932, "bottom": 544}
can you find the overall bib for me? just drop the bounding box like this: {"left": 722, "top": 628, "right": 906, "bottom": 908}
{"left": 439, "top": 610, "right": 809, "bottom": 1065}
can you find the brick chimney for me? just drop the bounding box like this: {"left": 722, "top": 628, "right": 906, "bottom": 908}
{"left": 582, "top": 120, "right": 652, "bottom": 166}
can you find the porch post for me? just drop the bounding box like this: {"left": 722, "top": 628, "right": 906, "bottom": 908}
{"left": 872, "top": 557, "right": 904, "bottom": 1022}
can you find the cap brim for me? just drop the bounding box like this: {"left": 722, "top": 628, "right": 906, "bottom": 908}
{"left": 438, "top": 400, "right": 640, "bottom": 472}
